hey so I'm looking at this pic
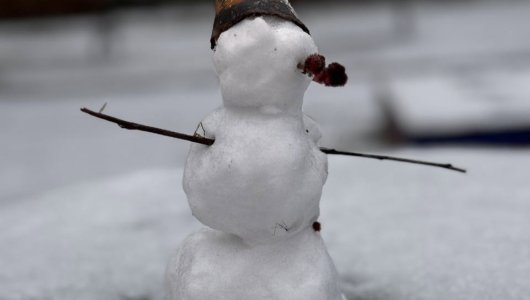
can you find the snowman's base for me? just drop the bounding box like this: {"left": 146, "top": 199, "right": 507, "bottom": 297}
{"left": 166, "top": 227, "right": 344, "bottom": 300}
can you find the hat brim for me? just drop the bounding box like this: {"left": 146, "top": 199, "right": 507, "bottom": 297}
{"left": 210, "top": 1, "right": 310, "bottom": 49}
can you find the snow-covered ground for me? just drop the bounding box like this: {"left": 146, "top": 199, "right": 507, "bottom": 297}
{"left": 1, "top": 1, "right": 529, "bottom": 299}
{"left": 1, "top": 149, "right": 529, "bottom": 300}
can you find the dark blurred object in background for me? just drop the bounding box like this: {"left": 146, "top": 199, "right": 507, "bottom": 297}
{"left": 1, "top": 0, "right": 108, "bottom": 18}
{"left": 1, "top": 0, "right": 426, "bottom": 19}
{"left": 0, "top": 0, "right": 196, "bottom": 19}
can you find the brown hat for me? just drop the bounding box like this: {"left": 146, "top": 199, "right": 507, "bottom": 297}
{"left": 211, "top": 0, "right": 310, "bottom": 49}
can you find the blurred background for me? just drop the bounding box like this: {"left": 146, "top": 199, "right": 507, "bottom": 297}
{"left": 1, "top": 0, "right": 529, "bottom": 299}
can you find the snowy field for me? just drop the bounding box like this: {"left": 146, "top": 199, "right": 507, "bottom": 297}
{"left": 1, "top": 150, "right": 529, "bottom": 300}
{"left": 1, "top": 1, "right": 530, "bottom": 299}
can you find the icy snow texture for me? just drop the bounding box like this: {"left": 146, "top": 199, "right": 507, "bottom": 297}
{"left": 183, "top": 16, "right": 327, "bottom": 244}
{"left": 166, "top": 227, "right": 344, "bottom": 300}
{"left": 213, "top": 16, "right": 318, "bottom": 113}
{"left": 2, "top": 149, "right": 530, "bottom": 300}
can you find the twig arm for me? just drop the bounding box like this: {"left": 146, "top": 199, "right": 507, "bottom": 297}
{"left": 80, "top": 108, "right": 214, "bottom": 146}
{"left": 320, "top": 148, "right": 466, "bottom": 173}
{"left": 81, "top": 107, "right": 466, "bottom": 173}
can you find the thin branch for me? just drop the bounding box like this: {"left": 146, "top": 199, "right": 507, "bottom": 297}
{"left": 81, "top": 107, "right": 466, "bottom": 173}
{"left": 80, "top": 108, "right": 214, "bottom": 146}
{"left": 99, "top": 102, "right": 107, "bottom": 113}
{"left": 320, "top": 148, "right": 466, "bottom": 173}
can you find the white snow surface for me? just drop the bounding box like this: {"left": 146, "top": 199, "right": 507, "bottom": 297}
{"left": 0, "top": 169, "right": 197, "bottom": 300}
{"left": 166, "top": 227, "right": 343, "bottom": 300}
{"left": 1, "top": 149, "right": 530, "bottom": 300}
{"left": 184, "top": 16, "right": 327, "bottom": 244}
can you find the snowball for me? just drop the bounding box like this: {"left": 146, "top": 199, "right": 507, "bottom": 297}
{"left": 183, "top": 16, "right": 327, "bottom": 244}
{"left": 213, "top": 16, "right": 318, "bottom": 112}
{"left": 183, "top": 108, "right": 327, "bottom": 244}
{"left": 166, "top": 227, "right": 344, "bottom": 300}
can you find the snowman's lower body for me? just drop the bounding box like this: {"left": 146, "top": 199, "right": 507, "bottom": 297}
{"left": 166, "top": 227, "right": 345, "bottom": 300}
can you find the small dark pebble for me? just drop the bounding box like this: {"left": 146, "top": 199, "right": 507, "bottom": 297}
{"left": 312, "top": 221, "right": 321, "bottom": 232}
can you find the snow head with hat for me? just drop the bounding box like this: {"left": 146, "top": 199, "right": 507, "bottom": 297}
{"left": 210, "top": 0, "right": 347, "bottom": 111}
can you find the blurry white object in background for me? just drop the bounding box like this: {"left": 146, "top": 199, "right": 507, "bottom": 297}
{"left": 381, "top": 71, "right": 530, "bottom": 145}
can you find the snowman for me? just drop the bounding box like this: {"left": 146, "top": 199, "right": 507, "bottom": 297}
{"left": 166, "top": 0, "right": 347, "bottom": 299}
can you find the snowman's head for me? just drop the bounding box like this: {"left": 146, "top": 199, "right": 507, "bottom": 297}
{"left": 213, "top": 16, "right": 317, "bottom": 112}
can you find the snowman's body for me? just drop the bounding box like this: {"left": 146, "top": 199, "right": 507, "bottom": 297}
{"left": 166, "top": 228, "right": 343, "bottom": 300}
{"left": 167, "top": 16, "right": 344, "bottom": 299}
{"left": 184, "top": 108, "right": 327, "bottom": 244}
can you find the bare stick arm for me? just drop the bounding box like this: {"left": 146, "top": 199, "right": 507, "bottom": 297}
{"left": 80, "top": 108, "right": 466, "bottom": 173}
{"left": 81, "top": 107, "right": 214, "bottom": 146}
{"left": 320, "top": 148, "right": 466, "bottom": 173}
